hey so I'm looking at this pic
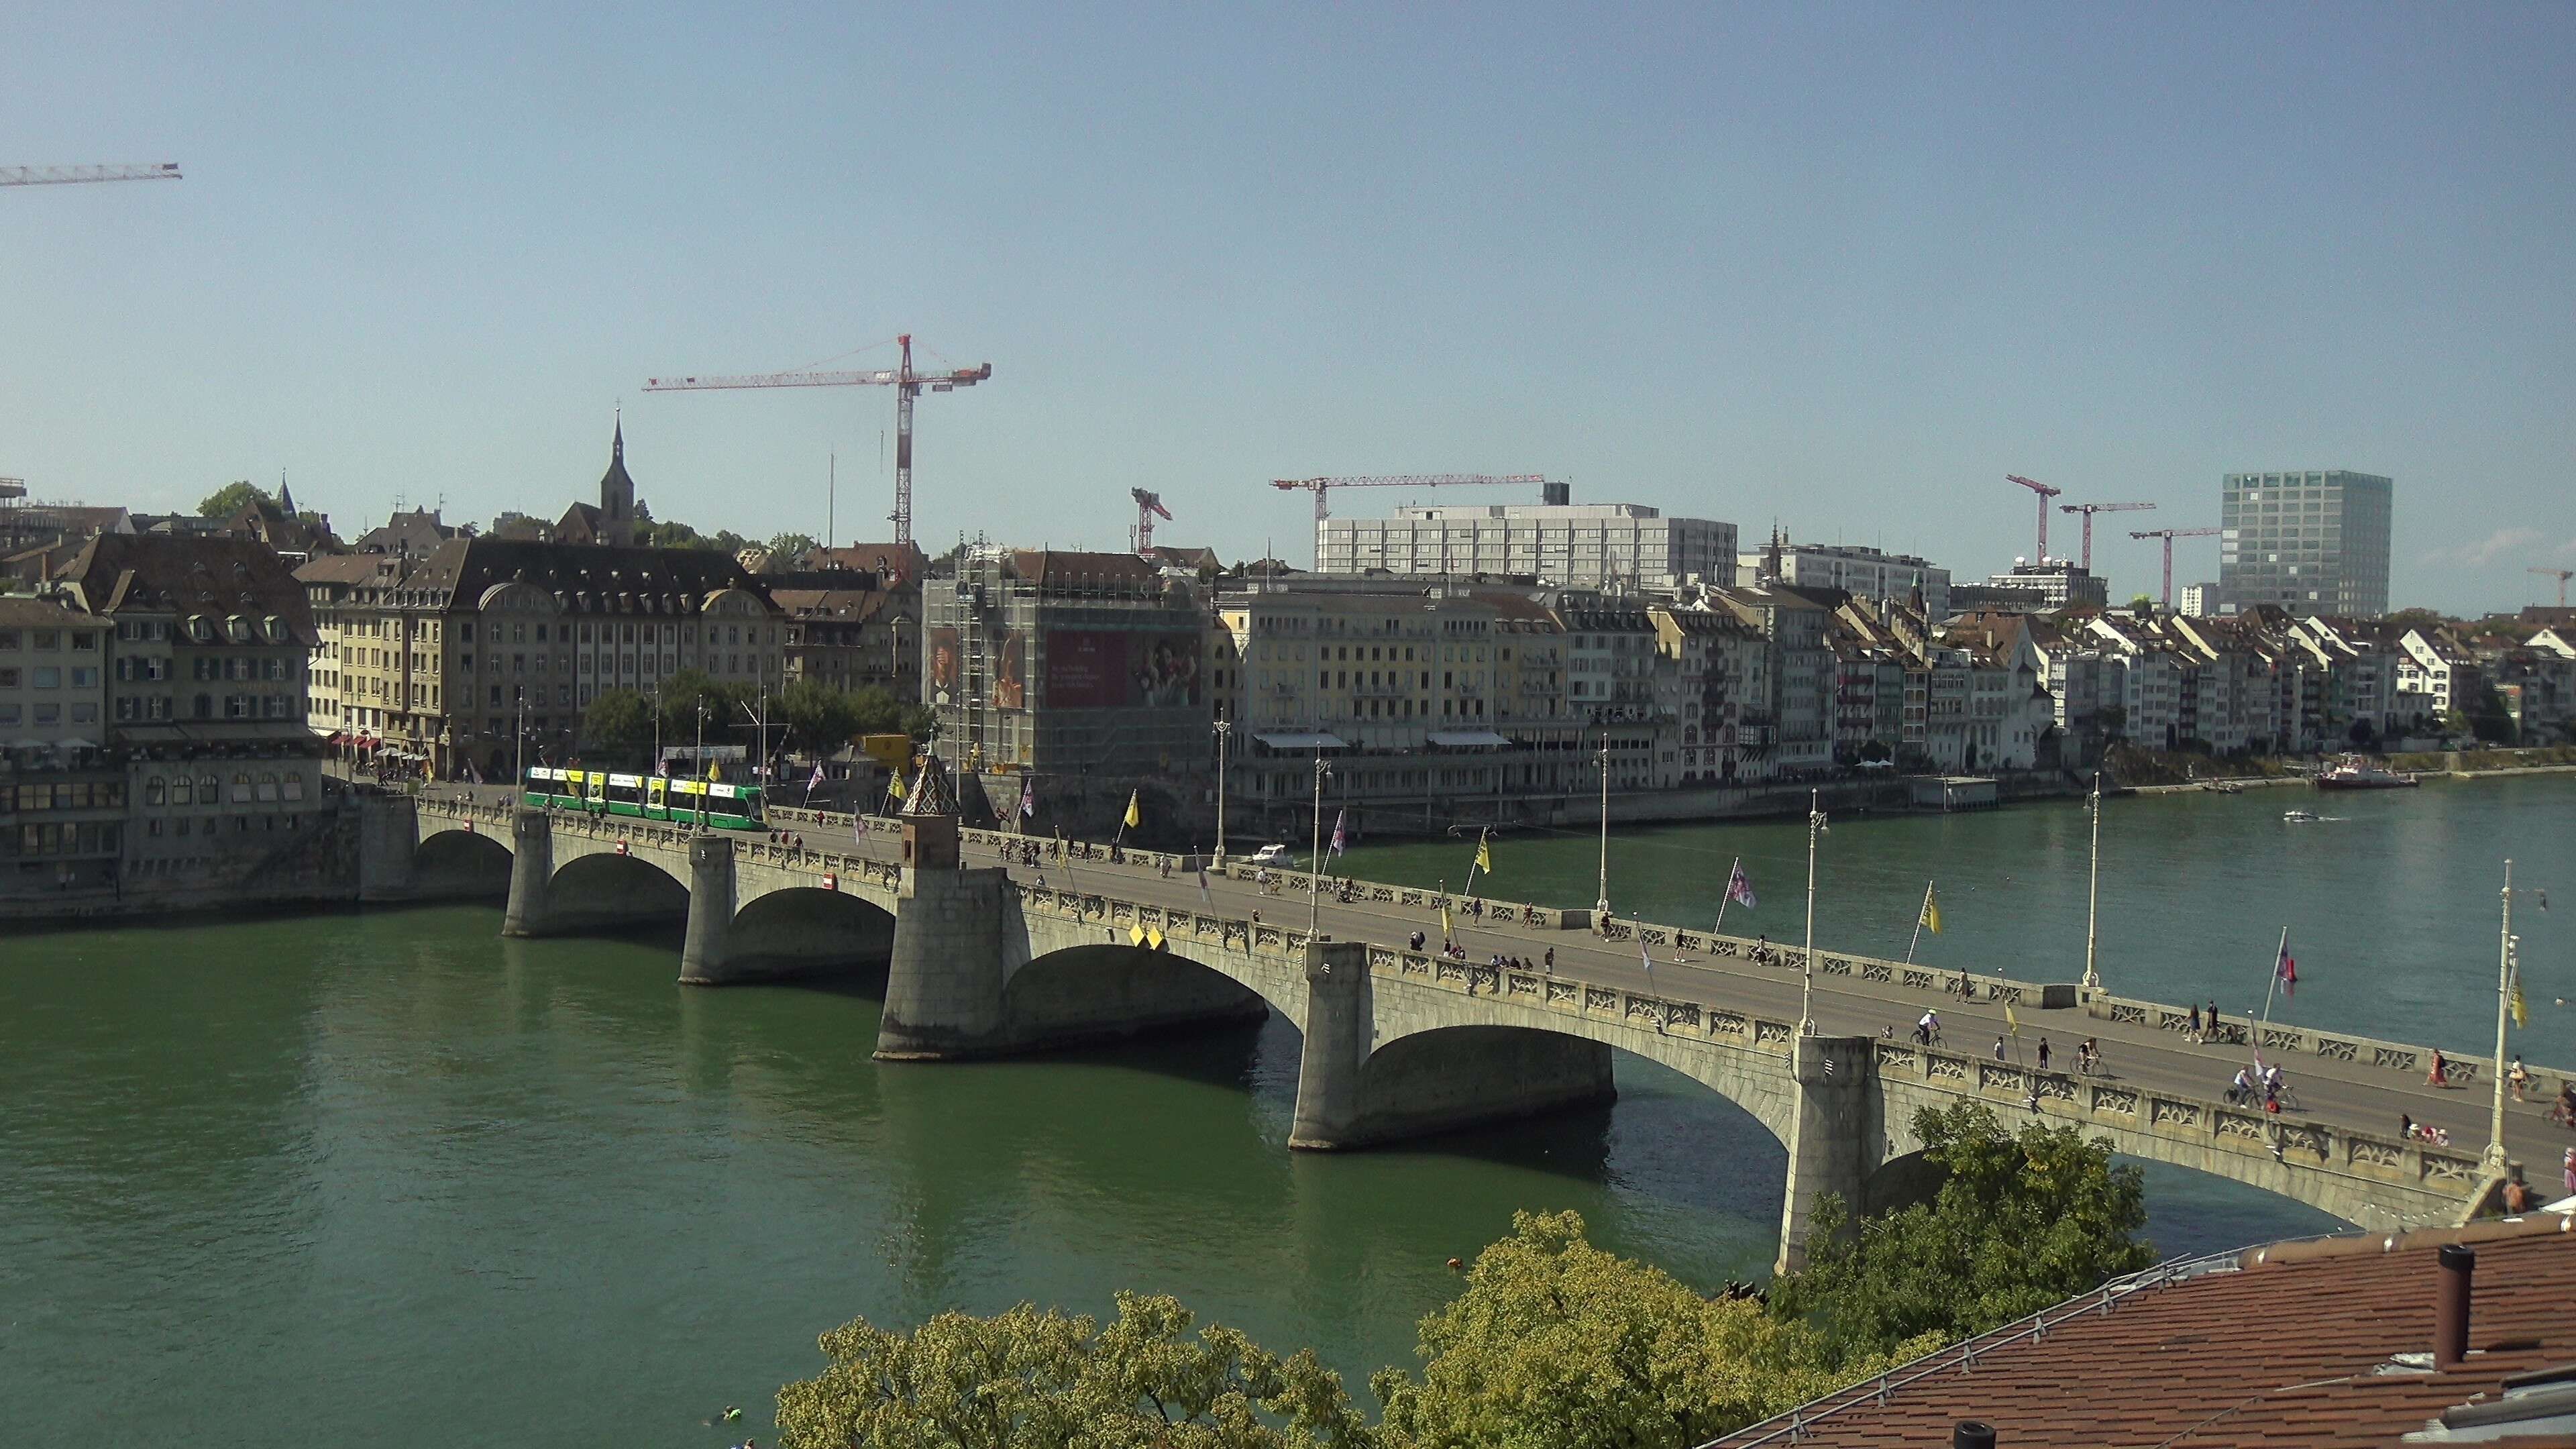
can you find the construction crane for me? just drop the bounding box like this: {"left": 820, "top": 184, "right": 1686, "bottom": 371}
{"left": 1130, "top": 488, "right": 1173, "bottom": 553}
{"left": 2532, "top": 567, "right": 2575, "bottom": 608}
{"left": 646, "top": 334, "right": 991, "bottom": 549}
{"left": 2004, "top": 475, "right": 2063, "bottom": 561}
{"left": 2058, "top": 501, "right": 2155, "bottom": 570}
{"left": 1, "top": 162, "right": 182, "bottom": 187}
{"left": 2130, "top": 527, "right": 2222, "bottom": 608}
{"left": 1269, "top": 474, "right": 1552, "bottom": 523}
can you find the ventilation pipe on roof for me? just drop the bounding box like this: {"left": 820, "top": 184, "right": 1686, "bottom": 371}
{"left": 2436, "top": 1243, "right": 2475, "bottom": 1370}
{"left": 1953, "top": 1421, "right": 1996, "bottom": 1448}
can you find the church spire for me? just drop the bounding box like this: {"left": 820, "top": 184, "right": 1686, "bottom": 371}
{"left": 612, "top": 406, "right": 623, "bottom": 463}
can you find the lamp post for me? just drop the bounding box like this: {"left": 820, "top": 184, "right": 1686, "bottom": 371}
{"left": 1307, "top": 754, "right": 1333, "bottom": 938}
{"left": 694, "top": 702, "right": 708, "bottom": 828}
{"left": 513, "top": 693, "right": 525, "bottom": 790}
{"left": 1214, "top": 718, "right": 1232, "bottom": 865}
{"left": 2484, "top": 859, "right": 2524, "bottom": 1175}
{"left": 2083, "top": 769, "right": 2104, "bottom": 991}
{"left": 1802, "top": 788, "right": 1827, "bottom": 1035}
{"left": 1593, "top": 733, "right": 1612, "bottom": 922}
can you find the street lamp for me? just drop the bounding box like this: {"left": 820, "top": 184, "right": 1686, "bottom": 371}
{"left": 2082, "top": 770, "right": 2104, "bottom": 991}
{"left": 2484, "top": 859, "right": 2542, "bottom": 1175}
{"left": 1307, "top": 754, "right": 1333, "bottom": 939}
{"left": 1593, "top": 733, "right": 1612, "bottom": 922}
{"left": 1214, "top": 718, "right": 1232, "bottom": 865}
{"left": 1801, "top": 789, "right": 1827, "bottom": 1035}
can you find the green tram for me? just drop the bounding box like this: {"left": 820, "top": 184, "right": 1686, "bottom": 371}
{"left": 521, "top": 766, "right": 767, "bottom": 831}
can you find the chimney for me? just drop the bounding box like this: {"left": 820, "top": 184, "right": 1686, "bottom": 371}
{"left": 2436, "top": 1242, "right": 2475, "bottom": 1369}
{"left": 1954, "top": 1422, "right": 1997, "bottom": 1449}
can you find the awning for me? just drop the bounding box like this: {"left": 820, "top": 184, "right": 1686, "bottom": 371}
{"left": 1252, "top": 731, "right": 1349, "bottom": 750}
{"left": 1427, "top": 730, "right": 1513, "bottom": 747}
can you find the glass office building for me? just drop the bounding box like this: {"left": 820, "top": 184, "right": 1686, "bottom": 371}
{"left": 2218, "top": 471, "right": 2392, "bottom": 619}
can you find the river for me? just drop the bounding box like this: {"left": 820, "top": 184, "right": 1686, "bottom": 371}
{"left": 3, "top": 775, "right": 2564, "bottom": 1446}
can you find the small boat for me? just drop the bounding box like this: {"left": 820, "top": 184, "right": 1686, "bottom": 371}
{"left": 2314, "top": 755, "right": 2419, "bottom": 790}
{"left": 2282, "top": 809, "right": 2319, "bottom": 823}
{"left": 2211, "top": 782, "right": 2243, "bottom": 795}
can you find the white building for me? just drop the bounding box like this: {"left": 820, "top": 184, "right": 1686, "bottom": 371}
{"left": 2180, "top": 583, "right": 2216, "bottom": 617}
{"left": 1977, "top": 561, "right": 2110, "bottom": 610}
{"left": 1317, "top": 490, "right": 1735, "bottom": 592}
{"left": 1741, "top": 540, "right": 1950, "bottom": 620}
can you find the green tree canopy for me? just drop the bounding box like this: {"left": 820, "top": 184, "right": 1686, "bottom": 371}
{"left": 198, "top": 480, "right": 274, "bottom": 518}
{"left": 767, "top": 531, "right": 820, "bottom": 561}
{"left": 1768, "top": 1102, "right": 2153, "bottom": 1362}
{"left": 655, "top": 669, "right": 754, "bottom": 751}
{"left": 578, "top": 688, "right": 656, "bottom": 764}
{"left": 775, "top": 1291, "right": 1374, "bottom": 1449}
{"left": 1372, "top": 1210, "right": 1921, "bottom": 1449}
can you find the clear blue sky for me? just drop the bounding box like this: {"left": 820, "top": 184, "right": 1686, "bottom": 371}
{"left": 5, "top": 3, "right": 2570, "bottom": 614}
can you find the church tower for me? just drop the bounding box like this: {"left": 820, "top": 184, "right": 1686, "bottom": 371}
{"left": 598, "top": 413, "right": 637, "bottom": 545}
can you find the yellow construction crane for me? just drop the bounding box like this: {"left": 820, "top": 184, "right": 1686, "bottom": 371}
{"left": 1, "top": 163, "right": 182, "bottom": 188}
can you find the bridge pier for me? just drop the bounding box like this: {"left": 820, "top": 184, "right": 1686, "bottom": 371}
{"left": 500, "top": 808, "right": 555, "bottom": 938}
{"left": 354, "top": 795, "right": 418, "bottom": 902}
{"left": 1777, "top": 1034, "right": 1882, "bottom": 1274}
{"left": 677, "top": 837, "right": 737, "bottom": 986}
{"left": 875, "top": 867, "right": 1015, "bottom": 1060}
{"left": 1289, "top": 941, "right": 1373, "bottom": 1149}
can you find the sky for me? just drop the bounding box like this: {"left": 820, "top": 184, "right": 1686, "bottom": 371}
{"left": 3, "top": 3, "right": 2571, "bottom": 616}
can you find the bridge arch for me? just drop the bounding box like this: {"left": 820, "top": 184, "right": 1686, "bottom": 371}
{"left": 544, "top": 849, "right": 691, "bottom": 935}
{"left": 413, "top": 827, "right": 513, "bottom": 900}
{"left": 1349, "top": 1024, "right": 1619, "bottom": 1147}
{"left": 727, "top": 885, "right": 897, "bottom": 976}
{"left": 1000, "top": 942, "right": 1277, "bottom": 1051}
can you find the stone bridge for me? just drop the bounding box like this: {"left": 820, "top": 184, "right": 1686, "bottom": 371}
{"left": 380, "top": 797, "right": 2506, "bottom": 1269}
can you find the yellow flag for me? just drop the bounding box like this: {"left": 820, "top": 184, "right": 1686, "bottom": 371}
{"left": 1439, "top": 904, "right": 1453, "bottom": 940}
{"left": 1124, "top": 790, "right": 1142, "bottom": 829}
{"left": 886, "top": 771, "right": 906, "bottom": 803}
{"left": 1920, "top": 885, "right": 1943, "bottom": 935}
{"left": 2512, "top": 969, "right": 2529, "bottom": 1030}
{"left": 708, "top": 759, "right": 722, "bottom": 782}
{"left": 1474, "top": 832, "right": 1493, "bottom": 874}
{"left": 2004, "top": 1001, "right": 2021, "bottom": 1037}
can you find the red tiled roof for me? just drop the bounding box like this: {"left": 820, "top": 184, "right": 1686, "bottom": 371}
{"left": 1711, "top": 1217, "right": 2576, "bottom": 1449}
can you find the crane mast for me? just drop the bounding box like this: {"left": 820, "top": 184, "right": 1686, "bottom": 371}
{"left": 2004, "top": 474, "right": 2063, "bottom": 560}
{"left": 2531, "top": 568, "right": 2575, "bottom": 608}
{"left": 646, "top": 333, "right": 991, "bottom": 549}
{"left": 2129, "top": 527, "right": 2221, "bottom": 608}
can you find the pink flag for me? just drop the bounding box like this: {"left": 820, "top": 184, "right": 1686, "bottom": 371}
{"left": 2277, "top": 939, "right": 2298, "bottom": 999}
{"left": 1726, "top": 860, "right": 1757, "bottom": 909}
{"left": 1329, "top": 808, "right": 1346, "bottom": 858}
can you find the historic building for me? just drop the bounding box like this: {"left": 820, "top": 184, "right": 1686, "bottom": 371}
{"left": 299, "top": 536, "right": 783, "bottom": 780}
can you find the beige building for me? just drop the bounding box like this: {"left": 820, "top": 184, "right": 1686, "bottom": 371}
{"left": 300, "top": 537, "right": 784, "bottom": 780}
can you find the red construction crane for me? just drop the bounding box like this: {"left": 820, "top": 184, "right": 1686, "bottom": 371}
{"left": 2130, "top": 527, "right": 2222, "bottom": 608}
{"left": 2532, "top": 567, "right": 2575, "bottom": 608}
{"left": 2004, "top": 475, "right": 2063, "bottom": 561}
{"left": 2058, "top": 502, "right": 2155, "bottom": 571}
{"left": 1130, "top": 488, "right": 1173, "bottom": 553}
{"left": 1270, "top": 474, "right": 1552, "bottom": 523}
{"left": 645, "top": 334, "right": 991, "bottom": 549}
{"left": 1, "top": 162, "right": 182, "bottom": 187}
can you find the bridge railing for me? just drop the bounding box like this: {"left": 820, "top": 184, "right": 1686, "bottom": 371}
{"left": 494, "top": 801, "right": 2576, "bottom": 1102}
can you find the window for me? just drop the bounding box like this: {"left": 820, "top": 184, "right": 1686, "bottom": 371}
{"left": 32, "top": 667, "right": 59, "bottom": 688}
{"left": 70, "top": 666, "right": 98, "bottom": 688}
{"left": 172, "top": 777, "right": 193, "bottom": 805}
{"left": 257, "top": 772, "right": 279, "bottom": 803}
{"left": 146, "top": 776, "right": 167, "bottom": 806}
{"left": 282, "top": 773, "right": 305, "bottom": 802}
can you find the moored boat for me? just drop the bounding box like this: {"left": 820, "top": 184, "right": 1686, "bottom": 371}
{"left": 2314, "top": 755, "right": 2420, "bottom": 790}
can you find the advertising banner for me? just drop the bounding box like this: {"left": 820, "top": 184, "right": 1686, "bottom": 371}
{"left": 1043, "top": 629, "right": 1201, "bottom": 709}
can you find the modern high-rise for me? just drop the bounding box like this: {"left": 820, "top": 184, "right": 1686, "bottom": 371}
{"left": 2218, "top": 471, "right": 2392, "bottom": 619}
{"left": 1316, "top": 486, "right": 1735, "bottom": 591}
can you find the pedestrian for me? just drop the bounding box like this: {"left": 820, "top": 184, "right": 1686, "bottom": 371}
{"left": 1409, "top": 930, "right": 1426, "bottom": 952}
{"left": 2188, "top": 1002, "right": 2202, "bottom": 1039}
{"left": 2563, "top": 1148, "right": 2575, "bottom": 1202}
{"left": 1544, "top": 947, "right": 1555, "bottom": 973}
{"left": 2037, "top": 1038, "right": 2051, "bottom": 1070}
{"left": 2503, "top": 1169, "right": 2535, "bottom": 1214}
{"left": 2510, "top": 1056, "right": 2530, "bottom": 1102}
{"left": 2400, "top": 1112, "right": 2414, "bottom": 1140}
{"left": 1994, "top": 1035, "right": 2006, "bottom": 1063}
{"left": 2428, "top": 1049, "right": 2450, "bottom": 1087}
{"left": 2206, "top": 1000, "right": 2220, "bottom": 1040}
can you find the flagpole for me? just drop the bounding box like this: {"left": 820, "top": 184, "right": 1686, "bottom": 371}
{"left": 2256, "top": 925, "right": 2288, "bottom": 1043}
{"left": 1462, "top": 830, "right": 1483, "bottom": 904}
{"left": 1905, "top": 879, "right": 1933, "bottom": 965}
{"left": 1800, "top": 790, "right": 1823, "bottom": 1037}
{"left": 1714, "top": 855, "right": 1737, "bottom": 937}
{"left": 2485, "top": 860, "right": 2516, "bottom": 1175}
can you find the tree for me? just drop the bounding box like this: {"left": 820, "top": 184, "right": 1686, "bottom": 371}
{"left": 2127, "top": 594, "right": 2156, "bottom": 613}
{"left": 656, "top": 669, "right": 753, "bottom": 752}
{"left": 198, "top": 480, "right": 273, "bottom": 518}
{"left": 767, "top": 531, "right": 820, "bottom": 562}
{"left": 1371, "top": 1211, "right": 1921, "bottom": 1449}
{"left": 774, "top": 1291, "right": 1374, "bottom": 1449}
{"left": 489, "top": 509, "right": 551, "bottom": 539}
{"left": 778, "top": 678, "right": 861, "bottom": 758}
{"left": 580, "top": 688, "right": 656, "bottom": 765}
{"left": 1768, "top": 1102, "right": 2153, "bottom": 1362}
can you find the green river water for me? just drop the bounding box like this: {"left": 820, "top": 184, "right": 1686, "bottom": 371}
{"left": 3, "top": 776, "right": 2565, "bottom": 1445}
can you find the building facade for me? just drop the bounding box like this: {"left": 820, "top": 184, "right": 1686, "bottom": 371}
{"left": 2218, "top": 470, "right": 2393, "bottom": 618}
{"left": 1743, "top": 540, "right": 1950, "bottom": 621}
{"left": 1317, "top": 492, "right": 1736, "bottom": 592}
